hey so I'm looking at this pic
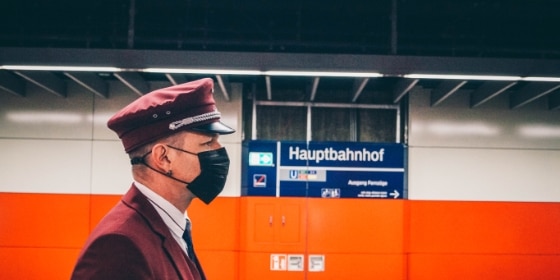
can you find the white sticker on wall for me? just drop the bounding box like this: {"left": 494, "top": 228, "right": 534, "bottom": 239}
{"left": 270, "top": 254, "right": 287, "bottom": 271}
{"left": 308, "top": 255, "right": 325, "bottom": 272}
{"left": 287, "top": 254, "right": 304, "bottom": 271}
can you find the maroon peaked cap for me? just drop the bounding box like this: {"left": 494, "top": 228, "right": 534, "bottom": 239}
{"left": 107, "top": 77, "right": 234, "bottom": 153}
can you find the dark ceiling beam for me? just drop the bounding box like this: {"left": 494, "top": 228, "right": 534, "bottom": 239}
{"left": 64, "top": 72, "right": 108, "bottom": 98}
{"left": 549, "top": 92, "right": 560, "bottom": 110}
{"left": 351, "top": 78, "right": 369, "bottom": 103}
{"left": 114, "top": 72, "right": 149, "bottom": 96}
{"left": 393, "top": 78, "right": 418, "bottom": 103}
{"left": 215, "top": 75, "right": 230, "bottom": 101}
{"left": 13, "top": 70, "right": 65, "bottom": 97}
{"left": 2, "top": 47, "right": 560, "bottom": 77}
{"left": 309, "top": 77, "right": 320, "bottom": 101}
{"left": 431, "top": 80, "right": 467, "bottom": 107}
{"left": 0, "top": 70, "right": 25, "bottom": 97}
{"left": 470, "top": 81, "right": 517, "bottom": 108}
{"left": 511, "top": 82, "right": 560, "bottom": 109}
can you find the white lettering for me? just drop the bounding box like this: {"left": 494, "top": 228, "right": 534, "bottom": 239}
{"left": 288, "top": 146, "right": 387, "bottom": 164}
{"left": 348, "top": 180, "right": 368, "bottom": 187}
{"left": 289, "top": 146, "right": 300, "bottom": 160}
{"left": 367, "top": 180, "right": 388, "bottom": 187}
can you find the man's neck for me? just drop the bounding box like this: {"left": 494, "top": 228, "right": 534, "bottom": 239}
{"left": 134, "top": 171, "right": 194, "bottom": 212}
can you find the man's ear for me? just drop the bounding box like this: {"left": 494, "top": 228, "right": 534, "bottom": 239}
{"left": 149, "top": 143, "right": 172, "bottom": 172}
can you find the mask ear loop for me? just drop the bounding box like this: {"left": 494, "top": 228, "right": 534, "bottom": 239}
{"left": 166, "top": 145, "right": 198, "bottom": 156}
{"left": 130, "top": 151, "right": 192, "bottom": 185}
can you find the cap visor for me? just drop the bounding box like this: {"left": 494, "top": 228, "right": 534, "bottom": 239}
{"left": 191, "top": 121, "right": 235, "bottom": 135}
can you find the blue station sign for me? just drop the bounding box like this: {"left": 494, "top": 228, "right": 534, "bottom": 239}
{"left": 242, "top": 141, "right": 406, "bottom": 199}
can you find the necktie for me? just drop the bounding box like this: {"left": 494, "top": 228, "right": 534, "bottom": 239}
{"left": 183, "top": 219, "right": 206, "bottom": 280}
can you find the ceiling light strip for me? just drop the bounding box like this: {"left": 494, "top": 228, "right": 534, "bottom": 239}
{"left": 264, "top": 70, "right": 383, "bottom": 78}
{"left": 0, "top": 65, "right": 121, "bottom": 72}
{"left": 404, "top": 74, "right": 521, "bottom": 81}
{"left": 143, "top": 68, "right": 262, "bottom": 75}
{"left": 3, "top": 65, "right": 560, "bottom": 82}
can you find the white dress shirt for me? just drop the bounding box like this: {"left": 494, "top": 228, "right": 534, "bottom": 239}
{"left": 134, "top": 181, "right": 189, "bottom": 255}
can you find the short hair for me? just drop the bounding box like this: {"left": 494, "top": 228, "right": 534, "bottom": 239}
{"left": 128, "top": 132, "right": 186, "bottom": 160}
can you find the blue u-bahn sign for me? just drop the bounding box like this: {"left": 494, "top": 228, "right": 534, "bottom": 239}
{"left": 242, "top": 141, "right": 406, "bottom": 199}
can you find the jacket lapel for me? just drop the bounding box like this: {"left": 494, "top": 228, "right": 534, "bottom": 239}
{"left": 122, "top": 184, "right": 200, "bottom": 280}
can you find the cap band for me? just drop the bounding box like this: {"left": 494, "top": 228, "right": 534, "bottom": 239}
{"left": 168, "top": 110, "right": 221, "bottom": 130}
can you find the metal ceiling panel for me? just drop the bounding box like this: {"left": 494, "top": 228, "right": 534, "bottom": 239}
{"left": 0, "top": 70, "right": 25, "bottom": 97}
{"left": 13, "top": 70, "right": 66, "bottom": 97}
{"left": 113, "top": 72, "right": 149, "bottom": 96}
{"left": 64, "top": 72, "right": 108, "bottom": 98}
{"left": 511, "top": 82, "right": 560, "bottom": 109}
{"left": 431, "top": 80, "right": 467, "bottom": 107}
{"left": 470, "top": 81, "right": 518, "bottom": 108}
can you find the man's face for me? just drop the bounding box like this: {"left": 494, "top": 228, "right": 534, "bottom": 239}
{"left": 170, "top": 131, "right": 222, "bottom": 183}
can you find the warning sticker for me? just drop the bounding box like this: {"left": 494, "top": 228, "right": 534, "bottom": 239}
{"left": 287, "top": 254, "right": 304, "bottom": 271}
{"left": 253, "top": 174, "right": 267, "bottom": 188}
{"left": 270, "top": 254, "right": 287, "bottom": 271}
{"left": 308, "top": 255, "right": 325, "bottom": 272}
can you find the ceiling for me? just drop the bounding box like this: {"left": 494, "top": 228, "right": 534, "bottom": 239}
{"left": 1, "top": 0, "right": 560, "bottom": 110}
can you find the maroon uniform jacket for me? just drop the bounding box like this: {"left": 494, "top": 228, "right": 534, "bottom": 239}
{"left": 71, "top": 184, "right": 202, "bottom": 280}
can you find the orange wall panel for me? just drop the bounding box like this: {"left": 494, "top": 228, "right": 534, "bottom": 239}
{"left": 89, "top": 194, "right": 120, "bottom": 231}
{"left": 2, "top": 193, "right": 560, "bottom": 280}
{"left": 306, "top": 253, "right": 406, "bottom": 280}
{"left": 240, "top": 197, "right": 308, "bottom": 253}
{"left": 408, "top": 253, "right": 560, "bottom": 280}
{"left": 0, "top": 193, "right": 90, "bottom": 248}
{"left": 306, "top": 198, "right": 406, "bottom": 254}
{"left": 197, "top": 250, "right": 239, "bottom": 279}
{"left": 188, "top": 197, "right": 240, "bottom": 251}
{"left": 0, "top": 245, "right": 81, "bottom": 280}
{"left": 409, "top": 200, "right": 560, "bottom": 254}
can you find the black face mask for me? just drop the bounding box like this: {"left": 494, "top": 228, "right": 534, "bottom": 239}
{"left": 131, "top": 146, "right": 230, "bottom": 204}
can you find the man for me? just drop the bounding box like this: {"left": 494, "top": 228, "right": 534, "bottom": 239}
{"left": 71, "top": 78, "right": 235, "bottom": 279}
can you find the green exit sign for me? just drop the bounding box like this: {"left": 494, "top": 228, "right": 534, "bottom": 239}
{"left": 249, "top": 152, "right": 274, "bottom": 166}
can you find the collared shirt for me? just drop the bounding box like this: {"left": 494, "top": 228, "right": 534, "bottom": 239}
{"left": 134, "top": 181, "right": 189, "bottom": 255}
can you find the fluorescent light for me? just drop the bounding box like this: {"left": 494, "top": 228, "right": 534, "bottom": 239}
{"left": 4, "top": 65, "right": 560, "bottom": 82}
{"left": 522, "top": 77, "right": 560, "bottom": 82}
{"left": 518, "top": 125, "right": 560, "bottom": 138}
{"left": 427, "top": 121, "right": 500, "bottom": 136}
{"left": 404, "top": 74, "right": 521, "bottom": 81}
{"left": 143, "top": 68, "right": 262, "bottom": 75}
{"left": 6, "top": 111, "right": 83, "bottom": 124}
{"left": 264, "top": 70, "right": 383, "bottom": 78}
{"left": 1, "top": 65, "right": 121, "bottom": 72}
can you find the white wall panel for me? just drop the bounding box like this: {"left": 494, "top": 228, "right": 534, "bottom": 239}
{"left": 90, "top": 140, "right": 134, "bottom": 195}
{"left": 1, "top": 79, "right": 244, "bottom": 196}
{"left": 408, "top": 87, "right": 560, "bottom": 202}
{"left": 408, "top": 147, "right": 560, "bottom": 202}
{"left": 90, "top": 141, "right": 241, "bottom": 197}
{"left": 0, "top": 139, "right": 92, "bottom": 194}
{"left": 213, "top": 83, "right": 243, "bottom": 144}
{"left": 92, "top": 82, "right": 140, "bottom": 140}
{"left": 220, "top": 143, "right": 241, "bottom": 197}
{"left": 409, "top": 88, "right": 560, "bottom": 150}
{"left": 0, "top": 83, "right": 94, "bottom": 139}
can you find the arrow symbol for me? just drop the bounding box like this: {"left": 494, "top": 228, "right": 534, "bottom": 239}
{"left": 390, "top": 190, "right": 400, "bottom": 199}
